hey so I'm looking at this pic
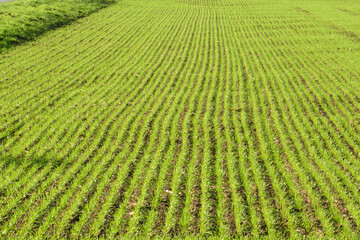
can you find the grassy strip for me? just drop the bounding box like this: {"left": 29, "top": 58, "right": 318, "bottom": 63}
{"left": 0, "top": 0, "right": 113, "bottom": 52}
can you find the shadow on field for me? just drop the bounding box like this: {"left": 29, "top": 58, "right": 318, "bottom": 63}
{"left": 0, "top": 154, "right": 62, "bottom": 199}
{"left": 0, "top": 154, "right": 62, "bottom": 169}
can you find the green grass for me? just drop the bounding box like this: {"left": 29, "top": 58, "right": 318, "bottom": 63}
{"left": 0, "top": 0, "right": 113, "bottom": 51}
{"left": 1, "top": 0, "right": 360, "bottom": 238}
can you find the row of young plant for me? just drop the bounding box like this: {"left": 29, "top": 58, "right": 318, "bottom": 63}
{"left": 1, "top": 0, "right": 360, "bottom": 238}
{"left": 0, "top": 2, "right": 194, "bottom": 237}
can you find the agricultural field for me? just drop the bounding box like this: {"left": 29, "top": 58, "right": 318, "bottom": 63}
{"left": 1, "top": 0, "right": 360, "bottom": 238}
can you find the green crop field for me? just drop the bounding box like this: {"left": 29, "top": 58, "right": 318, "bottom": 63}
{"left": 1, "top": 0, "right": 360, "bottom": 238}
